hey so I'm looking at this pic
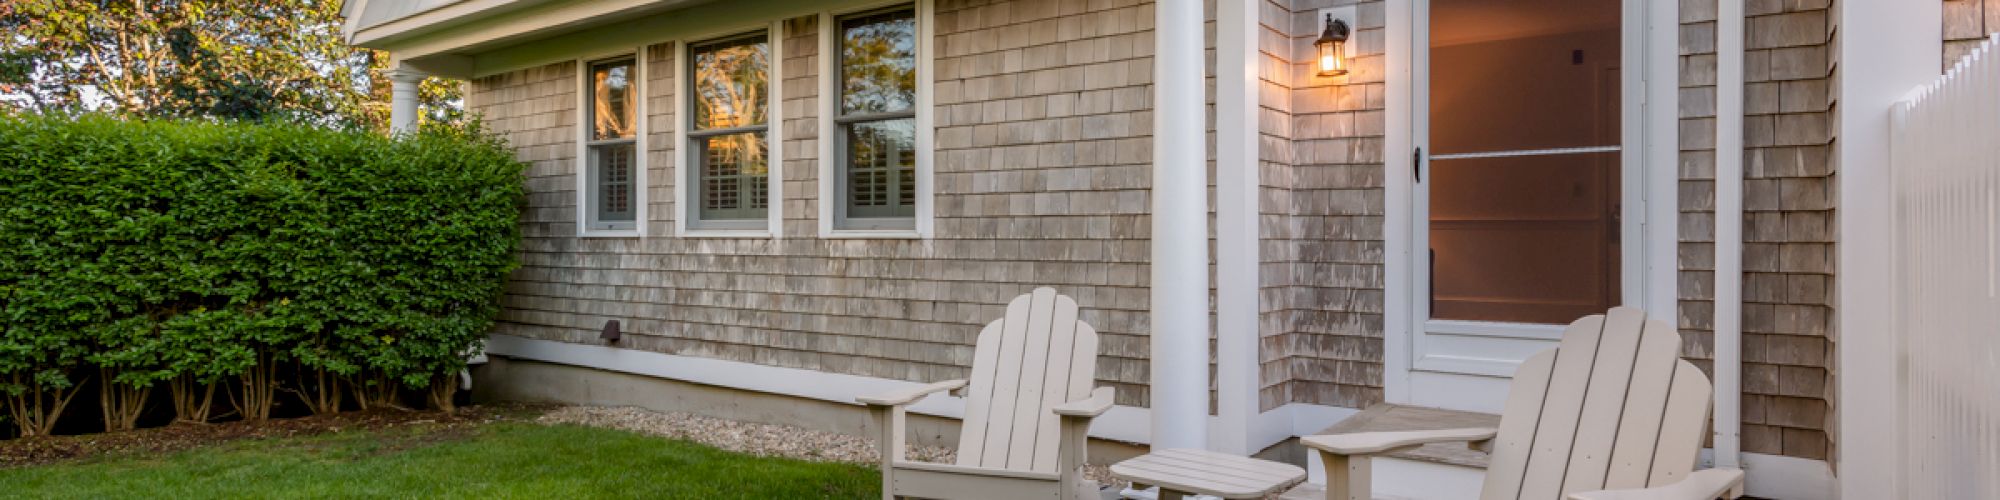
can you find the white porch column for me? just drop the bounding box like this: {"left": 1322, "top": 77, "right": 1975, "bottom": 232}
{"left": 1212, "top": 0, "right": 1261, "bottom": 456}
{"left": 387, "top": 69, "right": 426, "bottom": 134}
{"left": 1150, "top": 0, "right": 1210, "bottom": 452}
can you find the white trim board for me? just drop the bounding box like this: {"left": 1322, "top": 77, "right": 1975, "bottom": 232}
{"left": 1838, "top": 0, "right": 1941, "bottom": 498}
{"left": 1711, "top": 0, "right": 1746, "bottom": 471}
{"left": 1700, "top": 449, "right": 1837, "bottom": 500}
{"left": 485, "top": 334, "right": 1355, "bottom": 450}
{"left": 1211, "top": 0, "right": 1262, "bottom": 457}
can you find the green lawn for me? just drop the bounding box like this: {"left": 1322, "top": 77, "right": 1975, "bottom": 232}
{"left": 0, "top": 422, "right": 880, "bottom": 499}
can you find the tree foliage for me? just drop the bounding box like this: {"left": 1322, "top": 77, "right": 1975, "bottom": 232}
{"left": 0, "top": 114, "right": 524, "bottom": 433}
{"left": 0, "top": 0, "right": 458, "bottom": 129}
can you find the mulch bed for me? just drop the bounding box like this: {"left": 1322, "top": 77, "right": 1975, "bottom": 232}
{"left": 0, "top": 403, "right": 550, "bottom": 468}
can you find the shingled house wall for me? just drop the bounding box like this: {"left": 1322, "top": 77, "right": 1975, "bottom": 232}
{"left": 468, "top": 0, "right": 1163, "bottom": 407}
{"left": 1945, "top": 0, "right": 2000, "bottom": 66}
{"left": 1255, "top": 0, "right": 1391, "bottom": 413}
{"left": 463, "top": 0, "right": 1841, "bottom": 464}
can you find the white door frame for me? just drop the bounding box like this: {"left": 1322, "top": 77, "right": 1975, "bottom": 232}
{"left": 1383, "top": 0, "right": 1679, "bottom": 412}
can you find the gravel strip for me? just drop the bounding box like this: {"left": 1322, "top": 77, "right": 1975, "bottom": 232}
{"left": 535, "top": 405, "right": 1116, "bottom": 484}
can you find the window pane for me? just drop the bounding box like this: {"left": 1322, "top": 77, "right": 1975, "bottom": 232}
{"left": 845, "top": 118, "right": 916, "bottom": 219}
{"left": 591, "top": 61, "right": 636, "bottom": 140}
{"left": 691, "top": 36, "right": 770, "bottom": 130}
{"left": 1428, "top": 0, "right": 1619, "bottom": 155}
{"left": 840, "top": 9, "right": 917, "bottom": 115}
{"left": 592, "top": 142, "right": 637, "bottom": 223}
{"left": 1428, "top": 152, "right": 1620, "bottom": 324}
{"left": 695, "top": 131, "right": 768, "bottom": 220}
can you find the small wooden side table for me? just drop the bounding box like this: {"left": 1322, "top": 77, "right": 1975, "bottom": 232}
{"left": 1109, "top": 448, "right": 1307, "bottom": 499}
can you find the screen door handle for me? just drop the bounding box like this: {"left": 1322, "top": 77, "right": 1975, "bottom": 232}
{"left": 1414, "top": 147, "right": 1424, "bottom": 183}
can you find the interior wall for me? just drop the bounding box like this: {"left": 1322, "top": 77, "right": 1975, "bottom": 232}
{"left": 1427, "top": 29, "right": 1623, "bottom": 325}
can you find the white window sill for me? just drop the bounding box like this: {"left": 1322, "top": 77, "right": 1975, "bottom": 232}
{"left": 679, "top": 229, "right": 774, "bottom": 239}
{"left": 579, "top": 229, "right": 643, "bottom": 238}
{"left": 821, "top": 229, "right": 924, "bottom": 240}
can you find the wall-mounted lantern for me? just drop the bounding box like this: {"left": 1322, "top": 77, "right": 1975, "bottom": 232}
{"left": 1315, "top": 14, "right": 1350, "bottom": 77}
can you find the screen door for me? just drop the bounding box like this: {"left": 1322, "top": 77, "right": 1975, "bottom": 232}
{"left": 1413, "top": 0, "right": 1628, "bottom": 371}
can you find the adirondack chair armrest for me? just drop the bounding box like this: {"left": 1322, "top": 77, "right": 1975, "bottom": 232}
{"left": 1052, "top": 387, "right": 1115, "bottom": 418}
{"left": 1565, "top": 468, "right": 1745, "bottom": 500}
{"left": 1300, "top": 427, "right": 1499, "bottom": 456}
{"left": 857, "top": 379, "right": 968, "bottom": 407}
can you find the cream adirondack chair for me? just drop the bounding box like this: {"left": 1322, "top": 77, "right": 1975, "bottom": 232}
{"left": 1304, "top": 307, "right": 1746, "bottom": 500}
{"left": 858, "top": 288, "right": 1114, "bottom": 500}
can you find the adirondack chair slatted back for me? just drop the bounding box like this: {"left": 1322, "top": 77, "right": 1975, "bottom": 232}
{"left": 1479, "top": 307, "right": 1714, "bottom": 500}
{"left": 955, "top": 288, "right": 1099, "bottom": 474}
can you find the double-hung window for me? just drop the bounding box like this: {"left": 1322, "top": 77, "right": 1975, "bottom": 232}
{"left": 585, "top": 58, "right": 640, "bottom": 233}
{"left": 686, "top": 33, "right": 773, "bottom": 229}
{"left": 832, "top": 7, "right": 919, "bottom": 230}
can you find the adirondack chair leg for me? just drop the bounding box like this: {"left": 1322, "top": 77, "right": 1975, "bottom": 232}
{"left": 1317, "top": 450, "right": 1370, "bottom": 500}
{"left": 1057, "top": 414, "right": 1091, "bottom": 500}
{"left": 870, "top": 404, "right": 906, "bottom": 500}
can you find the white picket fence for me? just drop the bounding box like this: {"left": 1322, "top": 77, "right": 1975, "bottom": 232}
{"left": 1890, "top": 33, "right": 2000, "bottom": 500}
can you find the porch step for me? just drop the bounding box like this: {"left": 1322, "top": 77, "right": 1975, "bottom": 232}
{"left": 1312, "top": 403, "right": 1500, "bottom": 469}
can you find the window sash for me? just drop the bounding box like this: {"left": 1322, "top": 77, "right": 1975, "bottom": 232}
{"left": 689, "top": 33, "right": 771, "bottom": 132}
{"left": 839, "top": 117, "right": 916, "bottom": 224}
{"left": 692, "top": 131, "right": 769, "bottom": 223}
{"left": 686, "top": 31, "right": 775, "bottom": 229}
{"left": 834, "top": 7, "right": 919, "bottom": 230}
{"left": 585, "top": 56, "right": 639, "bottom": 233}
{"left": 588, "top": 140, "right": 638, "bottom": 230}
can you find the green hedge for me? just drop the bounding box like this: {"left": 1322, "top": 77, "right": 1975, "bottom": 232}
{"left": 0, "top": 115, "right": 524, "bottom": 431}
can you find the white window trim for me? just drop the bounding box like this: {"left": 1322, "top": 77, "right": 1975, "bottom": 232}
{"left": 673, "top": 21, "right": 786, "bottom": 239}
{"left": 575, "top": 50, "right": 649, "bottom": 239}
{"left": 817, "top": 0, "right": 934, "bottom": 240}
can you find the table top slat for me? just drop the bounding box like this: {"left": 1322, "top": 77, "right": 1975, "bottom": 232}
{"left": 1108, "top": 448, "right": 1307, "bottom": 499}
{"left": 1141, "top": 451, "right": 1300, "bottom": 483}
{"left": 1115, "top": 463, "right": 1271, "bottom": 496}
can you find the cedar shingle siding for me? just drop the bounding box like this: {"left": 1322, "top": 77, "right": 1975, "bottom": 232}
{"left": 1945, "top": 0, "right": 2000, "bottom": 66}
{"left": 470, "top": 1, "right": 1162, "bottom": 407}
{"left": 1680, "top": 0, "right": 1838, "bottom": 462}
{"left": 1258, "top": 0, "right": 1390, "bottom": 412}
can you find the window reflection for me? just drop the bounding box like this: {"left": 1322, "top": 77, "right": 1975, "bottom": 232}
{"left": 692, "top": 37, "right": 770, "bottom": 130}
{"left": 591, "top": 62, "right": 635, "bottom": 140}
{"left": 846, "top": 118, "right": 916, "bottom": 218}
{"left": 841, "top": 11, "right": 916, "bottom": 115}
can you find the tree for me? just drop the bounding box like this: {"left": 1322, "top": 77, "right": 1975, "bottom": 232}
{"left": 0, "top": 0, "right": 458, "bottom": 129}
